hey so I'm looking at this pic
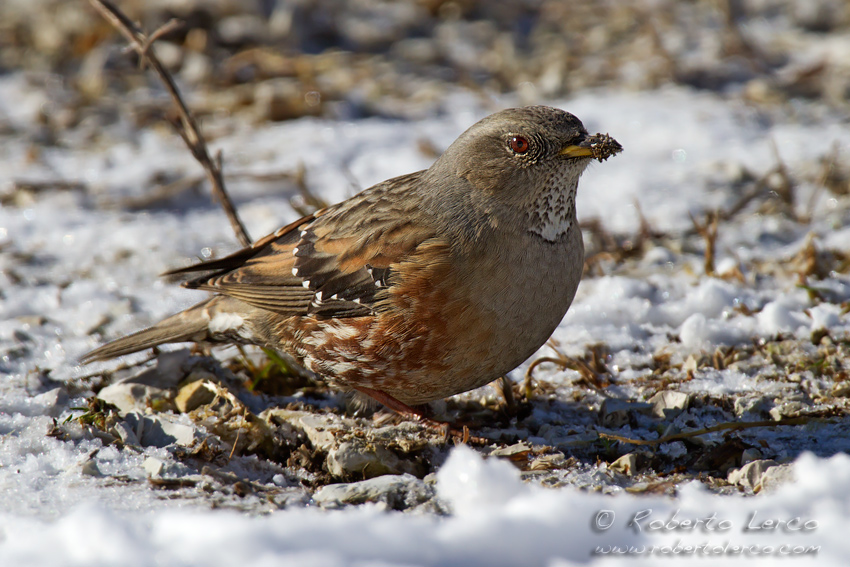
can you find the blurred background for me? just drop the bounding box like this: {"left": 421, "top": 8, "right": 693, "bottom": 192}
{"left": 2, "top": 0, "right": 849, "bottom": 129}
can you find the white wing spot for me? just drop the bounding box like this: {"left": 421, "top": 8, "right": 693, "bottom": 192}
{"left": 292, "top": 268, "right": 299, "bottom": 276}
{"left": 302, "top": 280, "right": 312, "bottom": 288}
{"left": 208, "top": 312, "right": 244, "bottom": 334}
{"left": 292, "top": 247, "right": 299, "bottom": 255}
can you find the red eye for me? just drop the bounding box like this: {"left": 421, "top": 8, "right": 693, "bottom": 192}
{"left": 509, "top": 136, "right": 530, "bottom": 154}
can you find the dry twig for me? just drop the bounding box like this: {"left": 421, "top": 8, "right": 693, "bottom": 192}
{"left": 87, "top": 0, "right": 251, "bottom": 246}
{"left": 291, "top": 162, "right": 329, "bottom": 216}
{"left": 491, "top": 375, "right": 517, "bottom": 415}
{"left": 805, "top": 141, "right": 841, "bottom": 220}
{"left": 690, "top": 210, "right": 719, "bottom": 276}
{"left": 524, "top": 340, "right": 609, "bottom": 399}
{"left": 597, "top": 416, "right": 813, "bottom": 446}
{"left": 768, "top": 138, "right": 796, "bottom": 210}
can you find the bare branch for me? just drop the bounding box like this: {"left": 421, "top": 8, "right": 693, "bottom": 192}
{"left": 690, "top": 210, "right": 719, "bottom": 276}
{"left": 87, "top": 0, "right": 252, "bottom": 246}
{"left": 597, "top": 416, "right": 814, "bottom": 446}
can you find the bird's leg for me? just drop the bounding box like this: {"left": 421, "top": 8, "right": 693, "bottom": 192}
{"left": 352, "top": 385, "right": 431, "bottom": 418}
{"left": 352, "top": 385, "right": 487, "bottom": 444}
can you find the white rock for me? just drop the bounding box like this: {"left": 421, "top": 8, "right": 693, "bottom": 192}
{"left": 110, "top": 420, "right": 140, "bottom": 446}
{"left": 313, "top": 474, "right": 432, "bottom": 510}
{"left": 648, "top": 391, "right": 691, "bottom": 419}
{"left": 599, "top": 398, "right": 653, "bottom": 428}
{"left": 262, "top": 409, "right": 341, "bottom": 452}
{"left": 326, "top": 440, "right": 402, "bottom": 479}
{"left": 97, "top": 383, "right": 154, "bottom": 415}
{"left": 728, "top": 459, "right": 779, "bottom": 490}
{"left": 143, "top": 457, "right": 165, "bottom": 477}
{"left": 758, "top": 463, "right": 795, "bottom": 491}
{"left": 123, "top": 412, "right": 202, "bottom": 448}
{"left": 609, "top": 453, "right": 638, "bottom": 476}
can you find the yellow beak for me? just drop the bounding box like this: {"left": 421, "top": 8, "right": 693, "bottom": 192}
{"left": 558, "top": 144, "right": 594, "bottom": 158}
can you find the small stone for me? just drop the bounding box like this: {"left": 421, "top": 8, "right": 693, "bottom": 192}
{"left": 490, "top": 442, "right": 532, "bottom": 457}
{"left": 109, "top": 420, "right": 140, "bottom": 446}
{"left": 758, "top": 464, "right": 794, "bottom": 492}
{"left": 734, "top": 396, "right": 772, "bottom": 417}
{"left": 123, "top": 412, "right": 201, "bottom": 448}
{"left": 599, "top": 398, "right": 653, "bottom": 428}
{"left": 648, "top": 391, "right": 690, "bottom": 419}
{"left": 490, "top": 442, "right": 533, "bottom": 469}
{"left": 728, "top": 459, "right": 779, "bottom": 490}
{"left": 769, "top": 401, "right": 806, "bottom": 420}
{"left": 529, "top": 453, "right": 567, "bottom": 471}
{"left": 175, "top": 380, "right": 216, "bottom": 413}
{"left": 831, "top": 382, "right": 850, "bottom": 398}
{"left": 97, "top": 383, "right": 153, "bottom": 415}
{"left": 609, "top": 453, "right": 638, "bottom": 476}
{"left": 297, "top": 414, "right": 340, "bottom": 451}
{"left": 81, "top": 458, "right": 103, "bottom": 477}
{"left": 326, "top": 439, "right": 406, "bottom": 479}
{"left": 144, "top": 457, "right": 165, "bottom": 477}
{"left": 262, "top": 409, "right": 348, "bottom": 452}
{"left": 313, "top": 473, "right": 433, "bottom": 510}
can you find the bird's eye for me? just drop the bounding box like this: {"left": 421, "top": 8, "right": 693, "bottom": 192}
{"left": 509, "top": 136, "right": 530, "bottom": 154}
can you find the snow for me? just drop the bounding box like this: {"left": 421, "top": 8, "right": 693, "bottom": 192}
{"left": 0, "top": 448, "right": 846, "bottom": 566}
{"left": 2, "top": 68, "right": 850, "bottom": 564}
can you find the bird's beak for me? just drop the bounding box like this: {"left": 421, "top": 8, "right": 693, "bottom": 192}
{"left": 559, "top": 133, "right": 623, "bottom": 162}
{"left": 558, "top": 144, "right": 594, "bottom": 159}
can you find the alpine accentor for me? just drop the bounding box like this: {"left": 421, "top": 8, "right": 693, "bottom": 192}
{"left": 83, "top": 106, "right": 622, "bottom": 413}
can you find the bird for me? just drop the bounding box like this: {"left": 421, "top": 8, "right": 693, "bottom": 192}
{"left": 82, "top": 106, "right": 622, "bottom": 415}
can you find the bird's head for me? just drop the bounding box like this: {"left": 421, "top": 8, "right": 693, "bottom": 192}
{"left": 428, "top": 106, "right": 622, "bottom": 241}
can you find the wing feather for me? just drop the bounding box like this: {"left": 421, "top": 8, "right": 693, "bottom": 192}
{"left": 166, "top": 171, "right": 442, "bottom": 319}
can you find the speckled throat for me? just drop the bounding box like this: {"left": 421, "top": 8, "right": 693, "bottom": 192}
{"left": 527, "top": 159, "right": 587, "bottom": 241}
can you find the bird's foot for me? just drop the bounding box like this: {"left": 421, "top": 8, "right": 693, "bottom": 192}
{"left": 352, "top": 385, "right": 489, "bottom": 444}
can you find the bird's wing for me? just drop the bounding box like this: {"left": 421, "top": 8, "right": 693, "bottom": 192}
{"left": 167, "top": 172, "right": 442, "bottom": 318}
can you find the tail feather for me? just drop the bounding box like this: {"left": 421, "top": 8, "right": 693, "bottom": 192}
{"left": 81, "top": 299, "right": 216, "bottom": 363}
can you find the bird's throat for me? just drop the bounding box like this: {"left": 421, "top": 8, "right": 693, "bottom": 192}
{"left": 527, "top": 169, "right": 580, "bottom": 242}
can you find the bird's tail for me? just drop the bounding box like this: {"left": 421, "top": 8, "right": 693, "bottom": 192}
{"left": 81, "top": 297, "right": 229, "bottom": 363}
